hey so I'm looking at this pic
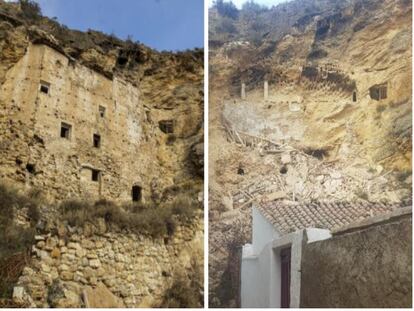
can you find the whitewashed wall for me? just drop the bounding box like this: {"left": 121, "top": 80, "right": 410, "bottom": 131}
{"left": 241, "top": 206, "right": 331, "bottom": 308}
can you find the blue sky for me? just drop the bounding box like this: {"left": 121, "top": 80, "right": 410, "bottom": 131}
{"left": 34, "top": 0, "right": 204, "bottom": 51}
{"left": 208, "top": 0, "right": 289, "bottom": 8}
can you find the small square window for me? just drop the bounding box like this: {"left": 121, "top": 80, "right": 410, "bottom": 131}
{"left": 99, "top": 105, "right": 106, "bottom": 118}
{"left": 39, "top": 80, "right": 50, "bottom": 94}
{"left": 91, "top": 169, "right": 100, "bottom": 182}
{"left": 60, "top": 122, "right": 72, "bottom": 139}
{"left": 93, "top": 134, "right": 101, "bottom": 148}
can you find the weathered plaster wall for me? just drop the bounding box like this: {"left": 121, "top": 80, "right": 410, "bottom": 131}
{"left": 0, "top": 43, "right": 163, "bottom": 202}
{"left": 251, "top": 206, "right": 280, "bottom": 254}
{"left": 241, "top": 207, "right": 281, "bottom": 308}
{"left": 14, "top": 219, "right": 203, "bottom": 308}
{"left": 300, "top": 212, "right": 412, "bottom": 308}
{"left": 241, "top": 208, "right": 332, "bottom": 308}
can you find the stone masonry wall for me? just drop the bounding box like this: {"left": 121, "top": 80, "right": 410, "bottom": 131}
{"left": 0, "top": 43, "right": 163, "bottom": 202}
{"left": 300, "top": 211, "right": 412, "bottom": 308}
{"left": 13, "top": 218, "right": 203, "bottom": 308}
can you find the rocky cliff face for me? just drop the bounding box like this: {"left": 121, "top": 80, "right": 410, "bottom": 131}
{"left": 209, "top": 0, "right": 411, "bottom": 307}
{"left": 210, "top": 0, "right": 411, "bottom": 173}
{"left": 0, "top": 0, "right": 204, "bottom": 203}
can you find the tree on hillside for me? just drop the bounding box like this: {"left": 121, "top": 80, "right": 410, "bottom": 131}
{"left": 216, "top": 17, "right": 238, "bottom": 34}
{"left": 213, "top": 0, "right": 239, "bottom": 19}
{"left": 19, "top": 0, "right": 42, "bottom": 20}
{"left": 241, "top": 0, "right": 268, "bottom": 13}
{"left": 240, "top": 0, "right": 268, "bottom": 29}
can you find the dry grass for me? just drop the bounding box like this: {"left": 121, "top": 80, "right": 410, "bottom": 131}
{"left": 60, "top": 195, "right": 197, "bottom": 238}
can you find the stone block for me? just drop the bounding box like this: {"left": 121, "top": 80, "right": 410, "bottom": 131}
{"left": 36, "top": 241, "right": 46, "bottom": 249}
{"left": 67, "top": 242, "right": 81, "bottom": 250}
{"left": 89, "top": 259, "right": 101, "bottom": 268}
{"left": 83, "top": 283, "right": 124, "bottom": 307}
{"left": 60, "top": 271, "right": 73, "bottom": 281}
{"left": 58, "top": 264, "right": 70, "bottom": 271}
{"left": 281, "top": 153, "right": 292, "bottom": 164}
{"left": 51, "top": 247, "right": 61, "bottom": 258}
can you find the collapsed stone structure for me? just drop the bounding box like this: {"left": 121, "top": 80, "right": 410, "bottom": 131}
{"left": 0, "top": 43, "right": 160, "bottom": 202}
{"left": 209, "top": 2, "right": 411, "bottom": 306}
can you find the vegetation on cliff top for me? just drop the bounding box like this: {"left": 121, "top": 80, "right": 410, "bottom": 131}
{"left": 0, "top": 0, "right": 203, "bottom": 86}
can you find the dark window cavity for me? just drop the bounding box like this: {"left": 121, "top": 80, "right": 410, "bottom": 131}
{"left": 93, "top": 134, "right": 101, "bottom": 148}
{"left": 132, "top": 185, "right": 142, "bottom": 202}
{"left": 99, "top": 105, "right": 106, "bottom": 118}
{"left": 159, "top": 120, "right": 174, "bottom": 134}
{"left": 91, "top": 169, "right": 100, "bottom": 182}
{"left": 39, "top": 80, "right": 50, "bottom": 94}
{"left": 60, "top": 122, "right": 72, "bottom": 139}
{"left": 26, "top": 163, "right": 35, "bottom": 174}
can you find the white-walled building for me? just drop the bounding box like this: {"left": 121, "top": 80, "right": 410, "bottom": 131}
{"left": 241, "top": 200, "right": 406, "bottom": 308}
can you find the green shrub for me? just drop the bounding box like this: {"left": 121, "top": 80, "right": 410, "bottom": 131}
{"left": 19, "top": 0, "right": 42, "bottom": 20}
{"left": 0, "top": 184, "right": 40, "bottom": 255}
{"left": 214, "top": 0, "right": 239, "bottom": 19}
{"left": 216, "top": 17, "right": 238, "bottom": 34}
{"left": 60, "top": 199, "right": 93, "bottom": 227}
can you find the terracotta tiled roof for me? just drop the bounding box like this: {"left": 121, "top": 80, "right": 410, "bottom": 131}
{"left": 255, "top": 200, "right": 412, "bottom": 234}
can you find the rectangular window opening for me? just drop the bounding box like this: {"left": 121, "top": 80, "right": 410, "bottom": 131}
{"left": 60, "top": 122, "right": 72, "bottom": 139}
{"left": 369, "top": 84, "right": 387, "bottom": 101}
{"left": 93, "top": 134, "right": 101, "bottom": 148}
{"left": 132, "top": 185, "right": 142, "bottom": 202}
{"left": 91, "top": 169, "right": 100, "bottom": 182}
{"left": 39, "top": 80, "right": 50, "bottom": 94}
{"left": 99, "top": 105, "right": 106, "bottom": 118}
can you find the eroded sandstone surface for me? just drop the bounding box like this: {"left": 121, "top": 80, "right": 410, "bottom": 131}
{"left": 0, "top": 1, "right": 203, "bottom": 307}
{"left": 209, "top": 0, "right": 411, "bottom": 306}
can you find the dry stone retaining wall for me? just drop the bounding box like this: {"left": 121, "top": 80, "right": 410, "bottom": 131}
{"left": 13, "top": 219, "right": 203, "bottom": 308}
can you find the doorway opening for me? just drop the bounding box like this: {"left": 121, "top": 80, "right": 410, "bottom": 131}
{"left": 280, "top": 247, "right": 291, "bottom": 308}
{"left": 132, "top": 185, "right": 142, "bottom": 202}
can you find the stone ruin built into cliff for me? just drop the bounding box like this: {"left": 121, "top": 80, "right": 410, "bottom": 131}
{"left": 0, "top": 43, "right": 156, "bottom": 202}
